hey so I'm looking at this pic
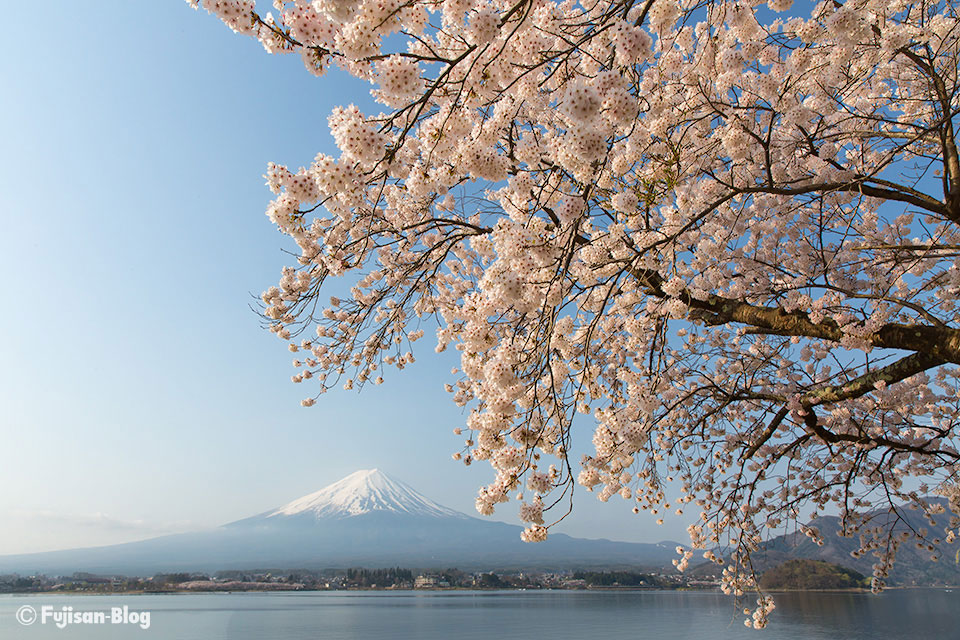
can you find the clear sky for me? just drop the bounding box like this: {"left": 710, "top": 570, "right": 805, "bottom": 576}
{"left": 0, "top": 1, "right": 687, "bottom": 555}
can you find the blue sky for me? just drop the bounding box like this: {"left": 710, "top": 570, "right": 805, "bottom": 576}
{"left": 0, "top": 1, "right": 685, "bottom": 555}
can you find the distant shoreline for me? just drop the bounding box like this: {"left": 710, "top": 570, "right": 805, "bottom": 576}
{"left": 4, "top": 585, "right": 956, "bottom": 596}
{"left": 3, "top": 586, "right": 704, "bottom": 595}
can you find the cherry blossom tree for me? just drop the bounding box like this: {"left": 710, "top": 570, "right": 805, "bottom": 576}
{"left": 192, "top": 0, "right": 960, "bottom": 626}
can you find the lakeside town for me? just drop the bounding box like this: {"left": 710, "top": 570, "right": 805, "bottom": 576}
{"left": 1, "top": 568, "right": 721, "bottom": 594}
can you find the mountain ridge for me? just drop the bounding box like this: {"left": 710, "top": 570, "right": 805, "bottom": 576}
{"left": 754, "top": 497, "right": 960, "bottom": 586}
{"left": 687, "top": 497, "right": 960, "bottom": 586}
{"left": 0, "top": 469, "right": 681, "bottom": 575}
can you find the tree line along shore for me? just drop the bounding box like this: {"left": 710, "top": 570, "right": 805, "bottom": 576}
{"left": 1, "top": 560, "right": 889, "bottom": 593}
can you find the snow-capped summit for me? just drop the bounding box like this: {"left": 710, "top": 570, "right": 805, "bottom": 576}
{"left": 265, "top": 469, "right": 465, "bottom": 520}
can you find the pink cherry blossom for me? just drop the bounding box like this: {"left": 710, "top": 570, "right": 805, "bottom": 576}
{"left": 194, "top": 0, "right": 960, "bottom": 626}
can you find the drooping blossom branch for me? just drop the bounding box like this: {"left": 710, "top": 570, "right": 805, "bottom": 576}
{"left": 193, "top": 0, "right": 960, "bottom": 627}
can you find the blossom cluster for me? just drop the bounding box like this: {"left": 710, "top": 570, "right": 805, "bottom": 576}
{"left": 195, "top": 0, "right": 960, "bottom": 624}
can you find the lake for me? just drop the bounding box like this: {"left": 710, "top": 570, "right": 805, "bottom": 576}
{"left": 1, "top": 589, "right": 957, "bottom": 639}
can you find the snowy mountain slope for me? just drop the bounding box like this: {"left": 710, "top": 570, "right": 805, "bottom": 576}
{"left": 261, "top": 469, "right": 464, "bottom": 520}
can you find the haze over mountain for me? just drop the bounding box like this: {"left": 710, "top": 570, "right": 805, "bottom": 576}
{"left": 0, "top": 470, "right": 681, "bottom": 575}
{"left": 683, "top": 497, "right": 960, "bottom": 586}
{"left": 753, "top": 498, "right": 960, "bottom": 586}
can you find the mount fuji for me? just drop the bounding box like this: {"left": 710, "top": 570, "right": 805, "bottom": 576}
{"left": 0, "top": 469, "right": 680, "bottom": 575}
{"left": 241, "top": 468, "right": 465, "bottom": 521}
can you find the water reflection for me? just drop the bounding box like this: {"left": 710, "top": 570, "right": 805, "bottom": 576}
{"left": 1, "top": 589, "right": 956, "bottom": 640}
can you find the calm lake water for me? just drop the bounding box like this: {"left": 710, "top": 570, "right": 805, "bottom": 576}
{"left": 1, "top": 589, "right": 957, "bottom": 639}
